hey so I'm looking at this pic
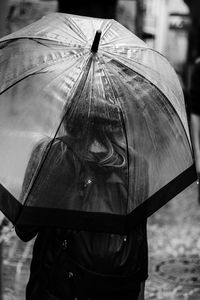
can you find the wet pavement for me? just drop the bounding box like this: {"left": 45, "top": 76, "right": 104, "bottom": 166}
{"left": 145, "top": 182, "right": 200, "bottom": 300}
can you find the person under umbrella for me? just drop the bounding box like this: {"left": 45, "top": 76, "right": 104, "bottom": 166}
{"left": 0, "top": 12, "right": 196, "bottom": 300}
{"left": 16, "top": 96, "right": 148, "bottom": 300}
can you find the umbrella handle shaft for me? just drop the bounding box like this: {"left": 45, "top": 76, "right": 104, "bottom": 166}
{"left": 91, "top": 30, "right": 101, "bottom": 53}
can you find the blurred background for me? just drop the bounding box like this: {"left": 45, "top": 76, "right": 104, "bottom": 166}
{"left": 0, "top": 0, "right": 197, "bottom": 101}
{"left": 0, "top": 1, "right": 200, "bottom": 299}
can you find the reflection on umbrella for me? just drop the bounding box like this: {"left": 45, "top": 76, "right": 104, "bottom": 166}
{"left": 0, "top": 13, "right": 197, "bottom": 234}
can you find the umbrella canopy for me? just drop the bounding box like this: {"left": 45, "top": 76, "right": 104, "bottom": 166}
{"left": 0, "top": 13, "right": 196, "bottom": 233}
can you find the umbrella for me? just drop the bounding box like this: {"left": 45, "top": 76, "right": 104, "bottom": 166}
{"left": 0, "top": 13, "right": 196, "bottom": 234}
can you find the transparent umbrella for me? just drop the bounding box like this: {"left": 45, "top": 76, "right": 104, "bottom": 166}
{"left": 0, "top": 13, "right": 196, "bottom": 233}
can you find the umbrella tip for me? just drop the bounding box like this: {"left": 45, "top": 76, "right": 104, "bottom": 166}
{"left": 91, "top": 30, "right": 102, "bottom": 53}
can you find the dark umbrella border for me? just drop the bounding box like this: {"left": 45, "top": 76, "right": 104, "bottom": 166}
{"left": 0, "top": 163, "right": 196, "bottom": 234}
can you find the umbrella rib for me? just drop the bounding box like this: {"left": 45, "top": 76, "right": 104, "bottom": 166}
{"left": 62, "top": 55, "right": 94, "bottom": 122}
{"left": 101, "top": 46, "right": 170, "bottom": 74}
{"left": 99, "top": 19, "right": 136, "bottom": 45}
{"left": 1, "top": 35, "right": 87, "bottom": 48}
{"left": 27, "top": 37, "right": 86, "bottom": 49}
{"left": 101, "top": 48, "right": 148, "bottom": 67}
{"left": 97, "top": 20, "right": 114, "bottom": 40}
{"left": 64, "top": 15, "right": 114, "bottom": 44}
{"left": 101, "top": 40, "right": 147, "bottom": 48}
{"left": 63, "top": 14, "right": 88, "bottom": 43}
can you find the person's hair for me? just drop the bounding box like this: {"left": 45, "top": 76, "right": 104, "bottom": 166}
{"left": 59, "top": 100, "right": 126, "bottom": 168}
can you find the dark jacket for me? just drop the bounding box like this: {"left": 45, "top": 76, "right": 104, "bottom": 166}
{"left": 16, "top": 224, "right": 148, "bottom": 300}
{"left": 16, "top": 139, "right": 148, "bottom": 299}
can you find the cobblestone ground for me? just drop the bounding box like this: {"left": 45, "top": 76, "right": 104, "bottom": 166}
{"left": 146, "top": 183, "right": 200, "bottom": 300}
{"left": 1, "top": 1, "right": 200, "bottom": 299}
